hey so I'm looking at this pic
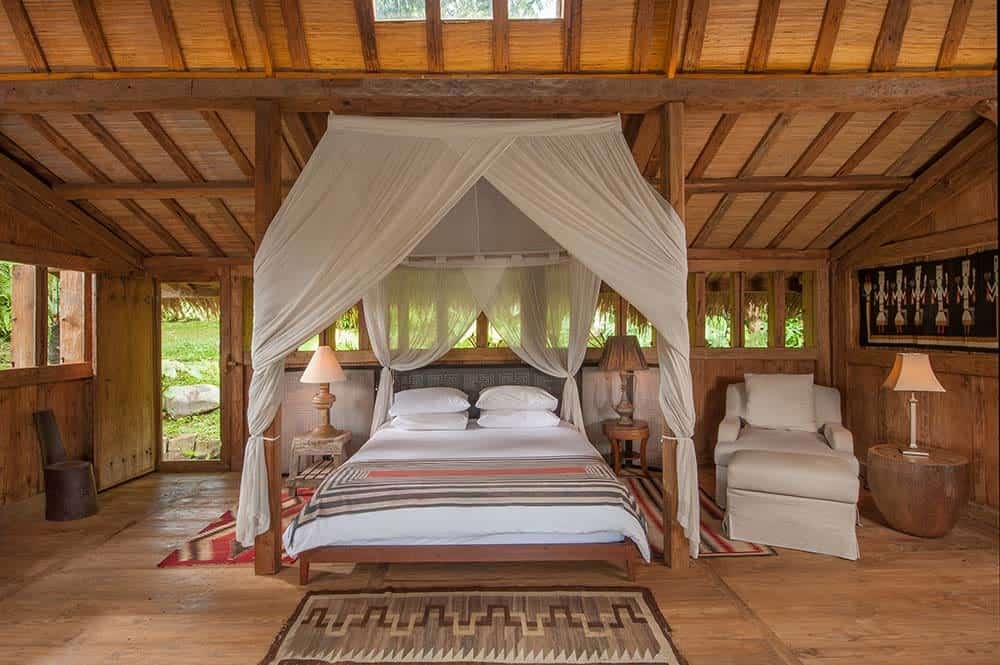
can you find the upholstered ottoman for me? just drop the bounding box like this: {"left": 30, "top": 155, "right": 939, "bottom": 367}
{"left": 723, "top": 450, "right": 860, "bottom": 560}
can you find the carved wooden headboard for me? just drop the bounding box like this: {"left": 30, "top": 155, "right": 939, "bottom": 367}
{"left": 392, "top": 365, "right": 579, "bottom": 417}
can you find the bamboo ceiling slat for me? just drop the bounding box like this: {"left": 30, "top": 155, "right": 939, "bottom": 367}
{"left": 827, "top": 0, "right": 890, "bottom": 71}
{"left": 702, "top": 113, "right": 780, "bottom": 178}
{"left": 151, "top": 111, "right": 247, "bottom": 182}
{"left": 85, "top": 113, "right": 187, "bottom": 182}
{"left": 442, "top": 21, "right": 492, "bottom": 72}
{"left": 89, "top": 199, "right": 173, "bottom": 255}
{"left": 704, "top": 192, "right": 770, "bottom": 247}
{"left": 0, "top": 5, "right": 29, "bottom": 70}
{"left": 0, "top": 114, "right": 88, "bottom": 181}
{"left": 133, "top": 199, "right": 210, "bottom": 256}
{"left": 854, "top": 110, "right": 965, "bottom": 174}
{"left": 374, "top": 20, "right": 427, "bottom": 71}
{"left": 299, "top": 0, "right": 364, "bottom": 71}
{"left": 215, "top": 110, "right": 255, "bottom": 167}
{"left": 684, "top": 192, "right": 724, "bottom": 241}
{"left": 804, "top": 111, "right": 888, "bottom": 176}
{"left": 741, "top": 191, "right": 815, "bottom": 248}
{"left": 643, "top": 0, "right": 672, "bottom": 73}
{"left": 767, "top": 0, "right": 827, "bottom": 71}
{"left": 681, "top": 111, "right": 722, "bottom": 175}
{"left": 171, "top": 197, "right": 251, "bottom": 256}
{"left": 698, "top": 0, "right": 757, "bottom": 71}
{"left": 21, "top": 0, "right": 92, "bottom": 71}
{"left": 896, "top": 0, "right": 954, "bottom": 70}
{"left": 233, "top": 0, "right": 268, "bottom": 71}
{"left": 38, "top": 113, "right": 138, "bottom": 183}
{"left": 953, "top": 0, "right": 997, "bottom": 68}
{"left": 257, "top": 0, "right": 294, "bottom": 71}
{"left": 578, "top": 0, "right": 635, "bottom": 71}
{"left": 167, "top": 0, "right": 237, "bottom": 70}
{"left": 776, "top": 189, "right": 861, "bottom": 248}
{"left": 507, "top": 18, "right": 562, "bottom": 72}
{"left": 750, "top": 113, "right": 832, "bottom": 176}
{"left": 94, "top": 0, "right": 168, "bottom": 70}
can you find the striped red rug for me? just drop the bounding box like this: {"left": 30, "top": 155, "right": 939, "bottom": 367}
{"left": 622, "top": 471, "right": 776, "bottom": 558}
{"left": 158, "top": 490, "right": 313, "bottom": 567}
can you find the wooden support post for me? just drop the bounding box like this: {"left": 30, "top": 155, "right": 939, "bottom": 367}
{"left": 659, "top": 102, "right": 689, "bottom": 568}
{"left": 772, "top": 271, "right": 786, "bottom": 349}
{"left": 254, "top": 99, "right": 284, "bottom": 576}
{"left": 10, "top": 264, "right": 38, "bottom": 368}
{"left": 59, "top": 269, "right": 87, "bottom": 363}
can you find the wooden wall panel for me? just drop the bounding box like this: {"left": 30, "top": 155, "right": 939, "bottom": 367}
{"left": 507, "top": 19, "right": 562, "bottom": 72}
{"left": 374, "top": 21, "right": 427, "bottom": 71}
{"left": 94, "top": 274, "right": 156, "bottom": 490}
{"left": 578, "top": 0, "right": 635, "bottom": 71}
{"left": 443, "top": 21, "right": 492, "bottom": 72}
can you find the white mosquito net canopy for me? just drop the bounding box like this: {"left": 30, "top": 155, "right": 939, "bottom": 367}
{"left": 236, "top": 114, "right": 699, "bottom": 557}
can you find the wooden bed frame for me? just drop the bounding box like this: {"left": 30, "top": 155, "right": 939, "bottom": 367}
{"left": 254, "top": 365, "right": 688, "bottom": 578}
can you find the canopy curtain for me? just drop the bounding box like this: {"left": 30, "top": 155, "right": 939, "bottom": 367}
{"left": 237, "top": 114, "right": 698, "bottom": 559}
{"left": 464, "top": 259, "right": 599, "bottom": 431}
{"left": 365, "top": 266, "right": 483, "bottom": 433}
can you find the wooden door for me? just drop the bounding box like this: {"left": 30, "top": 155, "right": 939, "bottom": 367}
{"left": 94, "top": 275, "right": 157, "bottom": 490}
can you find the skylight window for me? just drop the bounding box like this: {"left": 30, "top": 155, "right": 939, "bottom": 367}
{"left": 509, "top": 0, "right": 561, "bottom": 19}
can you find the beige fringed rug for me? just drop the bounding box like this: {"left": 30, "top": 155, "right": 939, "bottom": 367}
{"left": 261, "top": 587, "right": 685, "bottom": 665}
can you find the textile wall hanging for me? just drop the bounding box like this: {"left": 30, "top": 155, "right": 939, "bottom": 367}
{"left": 858, "top": 249, "right": 999, "bottom": 352}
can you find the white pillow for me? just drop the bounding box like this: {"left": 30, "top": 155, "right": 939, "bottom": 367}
{"left": 476, "top": 385, "right": 558, "bottom": 412}
{"left": 391, "top": 412, "right": 469, "bottom": 431}
{"left": 477, "top": 410, "right": 560, "bottom": 429}
{"left": 389, "top": 387, "right": 470, "bottom": 417}
{"left": 744, "top": 373, "right": 817, "bottom": 432}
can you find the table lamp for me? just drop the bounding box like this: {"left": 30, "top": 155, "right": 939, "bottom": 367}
{"left": 882, "top": 352, "right": 945, "bottom": 457}
{"left": 300, "top": 345, "right": 347, "bottom": 438}
{"left": 598, "top": 335, "right": 648, "bottom": 425}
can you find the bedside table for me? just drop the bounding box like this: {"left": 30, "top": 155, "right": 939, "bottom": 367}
{"left": 867, "top": 444, "right": 969, "bottom": 537}
{"left": 287, "top": 431, "right": 351, "bottom": 495}
{"left": 602, "top": 419, "right": 649, "bottom": 475}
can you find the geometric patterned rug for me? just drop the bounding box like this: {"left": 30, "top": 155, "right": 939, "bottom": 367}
{"left": 158, "top": 490, "right": 314, "bottom": 568}
{"left": 260, "top": 587, "right": 684, "bottom": 665}
{"left": 621, "top": 471, "right": 776, "bottom": 558}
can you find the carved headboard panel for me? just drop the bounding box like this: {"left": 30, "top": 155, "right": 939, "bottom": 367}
{"left": 392, "top": 365, "right": 579, "bottom": 418}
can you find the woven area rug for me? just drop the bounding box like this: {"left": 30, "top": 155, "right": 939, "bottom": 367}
{"left": 158, "top": 490, "right": 313, "bottom": 567}
{"left": 621, "top": 471, "right": 776, "bottom": 558}
{"left": 261, "top": 587, "right": 684, "bottom": 665}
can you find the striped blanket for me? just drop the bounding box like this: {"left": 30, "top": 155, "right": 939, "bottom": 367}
{"left": 285, "top": 455, "right": 645, "bottom": 547}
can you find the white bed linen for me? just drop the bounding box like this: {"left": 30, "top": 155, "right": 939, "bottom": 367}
{"left": 282, "top": 422, "right": 651, "bottom": 561}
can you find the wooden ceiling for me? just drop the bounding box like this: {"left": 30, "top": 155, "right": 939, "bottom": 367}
{"left": 0, "top": 1, "right": 995, "bottom": 268}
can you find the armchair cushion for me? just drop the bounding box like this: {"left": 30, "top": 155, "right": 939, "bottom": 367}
{"left": 717, "top": 416, "right": 742, "bottom": 443}
{"left": 822, "top": 423, "right": 854, "bottom": 454}
{"left": 714, "top": 426, "right": 832, "bottom": 467}
{"left": 744, "top": 373, "right": 817, "bottom": 432}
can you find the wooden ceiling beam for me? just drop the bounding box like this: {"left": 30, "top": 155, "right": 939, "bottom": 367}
{"left": 149, "top": 0, "right": 185, "bottom": 71}
{"left": 687, "top": 174, "right": 911, "bottom": 194}
{"left": 681, "top": 0, "right": 709, "bottom": 72}
{"left": 810, "top": 0, "right": 846, "bottom": 73}
{"left": 119, "top": 199, "right": 188, "bottom": 255}
{"left": 161, "top": 199, "right": 226, "bottom": 257}
{"left": 630, "top": 110, "right": 660, "bottom": 176}
{"left": 937, "top": 0, "right": 973, "bottom": 70}
{"left": 0, "top": 72, "right": 992, "bottom": 114}
{"left": 563, "top": 0, "right": 583, "bottom": 72}
{"left": 352, "top": 0, "right": 380, "bottom": 72}
{"left": 281, "top": 0, "right": 311, "bottom": 71}
{"left": 2, "top": 0, "right": 47, "bottom": 72}
{"left": 250, "top": 0, "right": 274, "bottom": 76}
{"left": 491, "top": 0, "right": 509, "bottom": 72}
{"left": 685, "top": 112, "right": 738, "bottom": 201}
{"left": 284, "top": 111, "right": 315, "bottom": 165}
{"left": 974, "top": 99, "right": 997, "bottom": 124}
{"left": 425, "top": 1, "right": 444, "bottom": 73}
{"left": 201, "top": 111, "right": 254, "bottom": 177}
{"left": 870, "top": 0, "right": 912, "bottom": 72}
{"left": 632, "top": 0, "right": 656, "bottom": 73}
{"left": 221, "top": 0, "right": 248, "bottom": 71}
{"left": 71, "top": 0, "right": 115, "bottom": 71}
{"left": 663, "top": 0, "right": 686, "bottom": 77}
{"left": 746, "top": 0, "right": 780, "bottom": 73}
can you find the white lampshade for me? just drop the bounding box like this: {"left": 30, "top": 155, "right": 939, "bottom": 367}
{"left": 300, "top": 346, "right": 346, "bottom": 384}
{"left": 882, "top": 353, "right": 946, "bottom": 393}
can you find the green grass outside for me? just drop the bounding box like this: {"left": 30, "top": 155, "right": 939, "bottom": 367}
{"left": 161, "top": 319, "right": 221, "bottom": 444}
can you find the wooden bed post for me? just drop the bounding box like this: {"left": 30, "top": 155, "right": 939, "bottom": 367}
{"left": 253, "top": 98, "right": 284, "bottom": 575}
{"left": 660, "top": 102, "right": 690, "bottom": 568}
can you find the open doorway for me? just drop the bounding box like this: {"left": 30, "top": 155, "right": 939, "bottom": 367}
{"left": 159, "top": 281, "right": 223, "bottom": 463}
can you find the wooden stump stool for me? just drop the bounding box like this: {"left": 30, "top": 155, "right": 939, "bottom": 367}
{"left": 42, "top": 461, "right": 98, "bottom": 521}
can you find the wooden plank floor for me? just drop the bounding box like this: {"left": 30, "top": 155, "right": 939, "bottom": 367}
{"left": 0, "top": 472, "right": 997, "bottom": 665}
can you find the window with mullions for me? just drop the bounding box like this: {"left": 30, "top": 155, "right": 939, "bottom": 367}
{"left": 374, "top": 0, "right": 561, "bottom": 21}
{"left": 0, "top": 262, "right": 86, "bottom": 369}
{"left": 704, "top": 272, "right": 734, "bottom": 349}
{"left": 742, "top": 272, "right": 772, "bottom": 349}
{"left": 510, "top": 0, "right": 561, "bottom": 19}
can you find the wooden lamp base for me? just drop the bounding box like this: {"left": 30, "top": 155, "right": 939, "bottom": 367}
{"left": 309, "top": 384, "right": 342, "bottom": 438}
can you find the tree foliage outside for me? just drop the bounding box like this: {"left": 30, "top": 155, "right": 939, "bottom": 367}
{"left": 374, "top": 0, "right": 558, "bottom": 20}
{"left": 0, "top": 262, "right": 12, "bottom": 367}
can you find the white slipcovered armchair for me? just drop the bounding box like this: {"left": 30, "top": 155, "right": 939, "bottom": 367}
{"left": 714, "top": 381, "right": 855, "bottom": 508}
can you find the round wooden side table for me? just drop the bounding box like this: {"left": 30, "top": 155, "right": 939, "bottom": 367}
{"left": 866, "top": 444, "right": 969, "bottom": 538}
{"left": 602, "top": 419, "right": 649, "bottom": 476}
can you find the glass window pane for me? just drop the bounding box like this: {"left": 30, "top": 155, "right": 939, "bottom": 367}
{"left": 784, "top": 272, "right": 814, "bottom": 348}
{"left": 331, "top": 305, "right": 361, "bottom": 351}
{"left": 588, "top": 286, "right": 617, "bottom": 348}
{"left": 298, "top": 335, "right": 319, "bottom": 351}
{"left": 442, "top": 0, "right": 491, "bottom": 19}
{"left": 705, "top": 272, "right": 733, "bottom": 348}
{"left": 743, "top": 272, "right": 771, "bottom": 348}
{"left": 374, "top": 0, "right": 425, "bottom": 21}
{"left": 510, "top": 0, "right": 561, "bottom": 19}
{"left": 0, "top": 261, "right": 15, "bottom": 368}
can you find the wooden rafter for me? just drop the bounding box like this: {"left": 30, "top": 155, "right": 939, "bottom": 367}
{"left": 685, "top": 112, "right": 738, "bottom": 201}
{"left": 811, "top": 0, "right": 846, "bottom": 73}
{"left": 281, "top": 0, "right": 311, "bottom": 71}
{"left": 563, "top": 0, "right": 583, "bottom": 72}
{"left": 692, "top": 112, "right": 793, "bottom": 247}
{"left": 221, "top": 0, "right": 248, "bottom": 71}
{"left": 870, "top": 0, "right": 911, "bottom": 72}
{"left": 425, "top": 0, "right": 444, "bottom": 73}
{"left": 0, "top": 72, "right": 991, "bottom": 114}
{"left": 937, "top": 0, "right": 973, "bottom": 70}
{"left": 491, "top": 0, "right": 509, "bottom": 72}
{"left": 201, "top": 111, "right": 253, "bottom": 178}
{"left": 731, "top": 111, "right": 852, "bottom": 248}
{"left": 2, "top": 0, "right": 47, "bottom": 72}
{"left": 149, "top": 0, "right": 186, "bottom": 71}
{"left": 663, "top": 0, "right": 686, "bottom": 77}
{"left": 632, "top": 0, "right": 656, "bottom": 73}
{"left": 682, "top": 0, "right": 709, "bottom": 72}
{"left": 687, "top": 175, "right": 910, "bottom": 194}
{"left": 770, "top": 110, "right": 907, "bottom": 248}
{"left": 352, "top": 0, "right": 379, "bottom": 72}
{"left": 72, "top": 0, "right": 115, "bottom": 71}
{"left": 250, "top": 0, "right": 274, "bottom": 76}
{"left": 746, "top": 0, "right": 780, "bottom": 73}
{"left": 630, "top": 110, "right": 660, "bottom": 176}
{"left": 283, "top": 112, "right": 314, "bottom": 167}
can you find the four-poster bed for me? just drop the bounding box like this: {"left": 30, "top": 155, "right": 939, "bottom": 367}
{"left": 236, "top": 114, "right": 700, "bottom": 577}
